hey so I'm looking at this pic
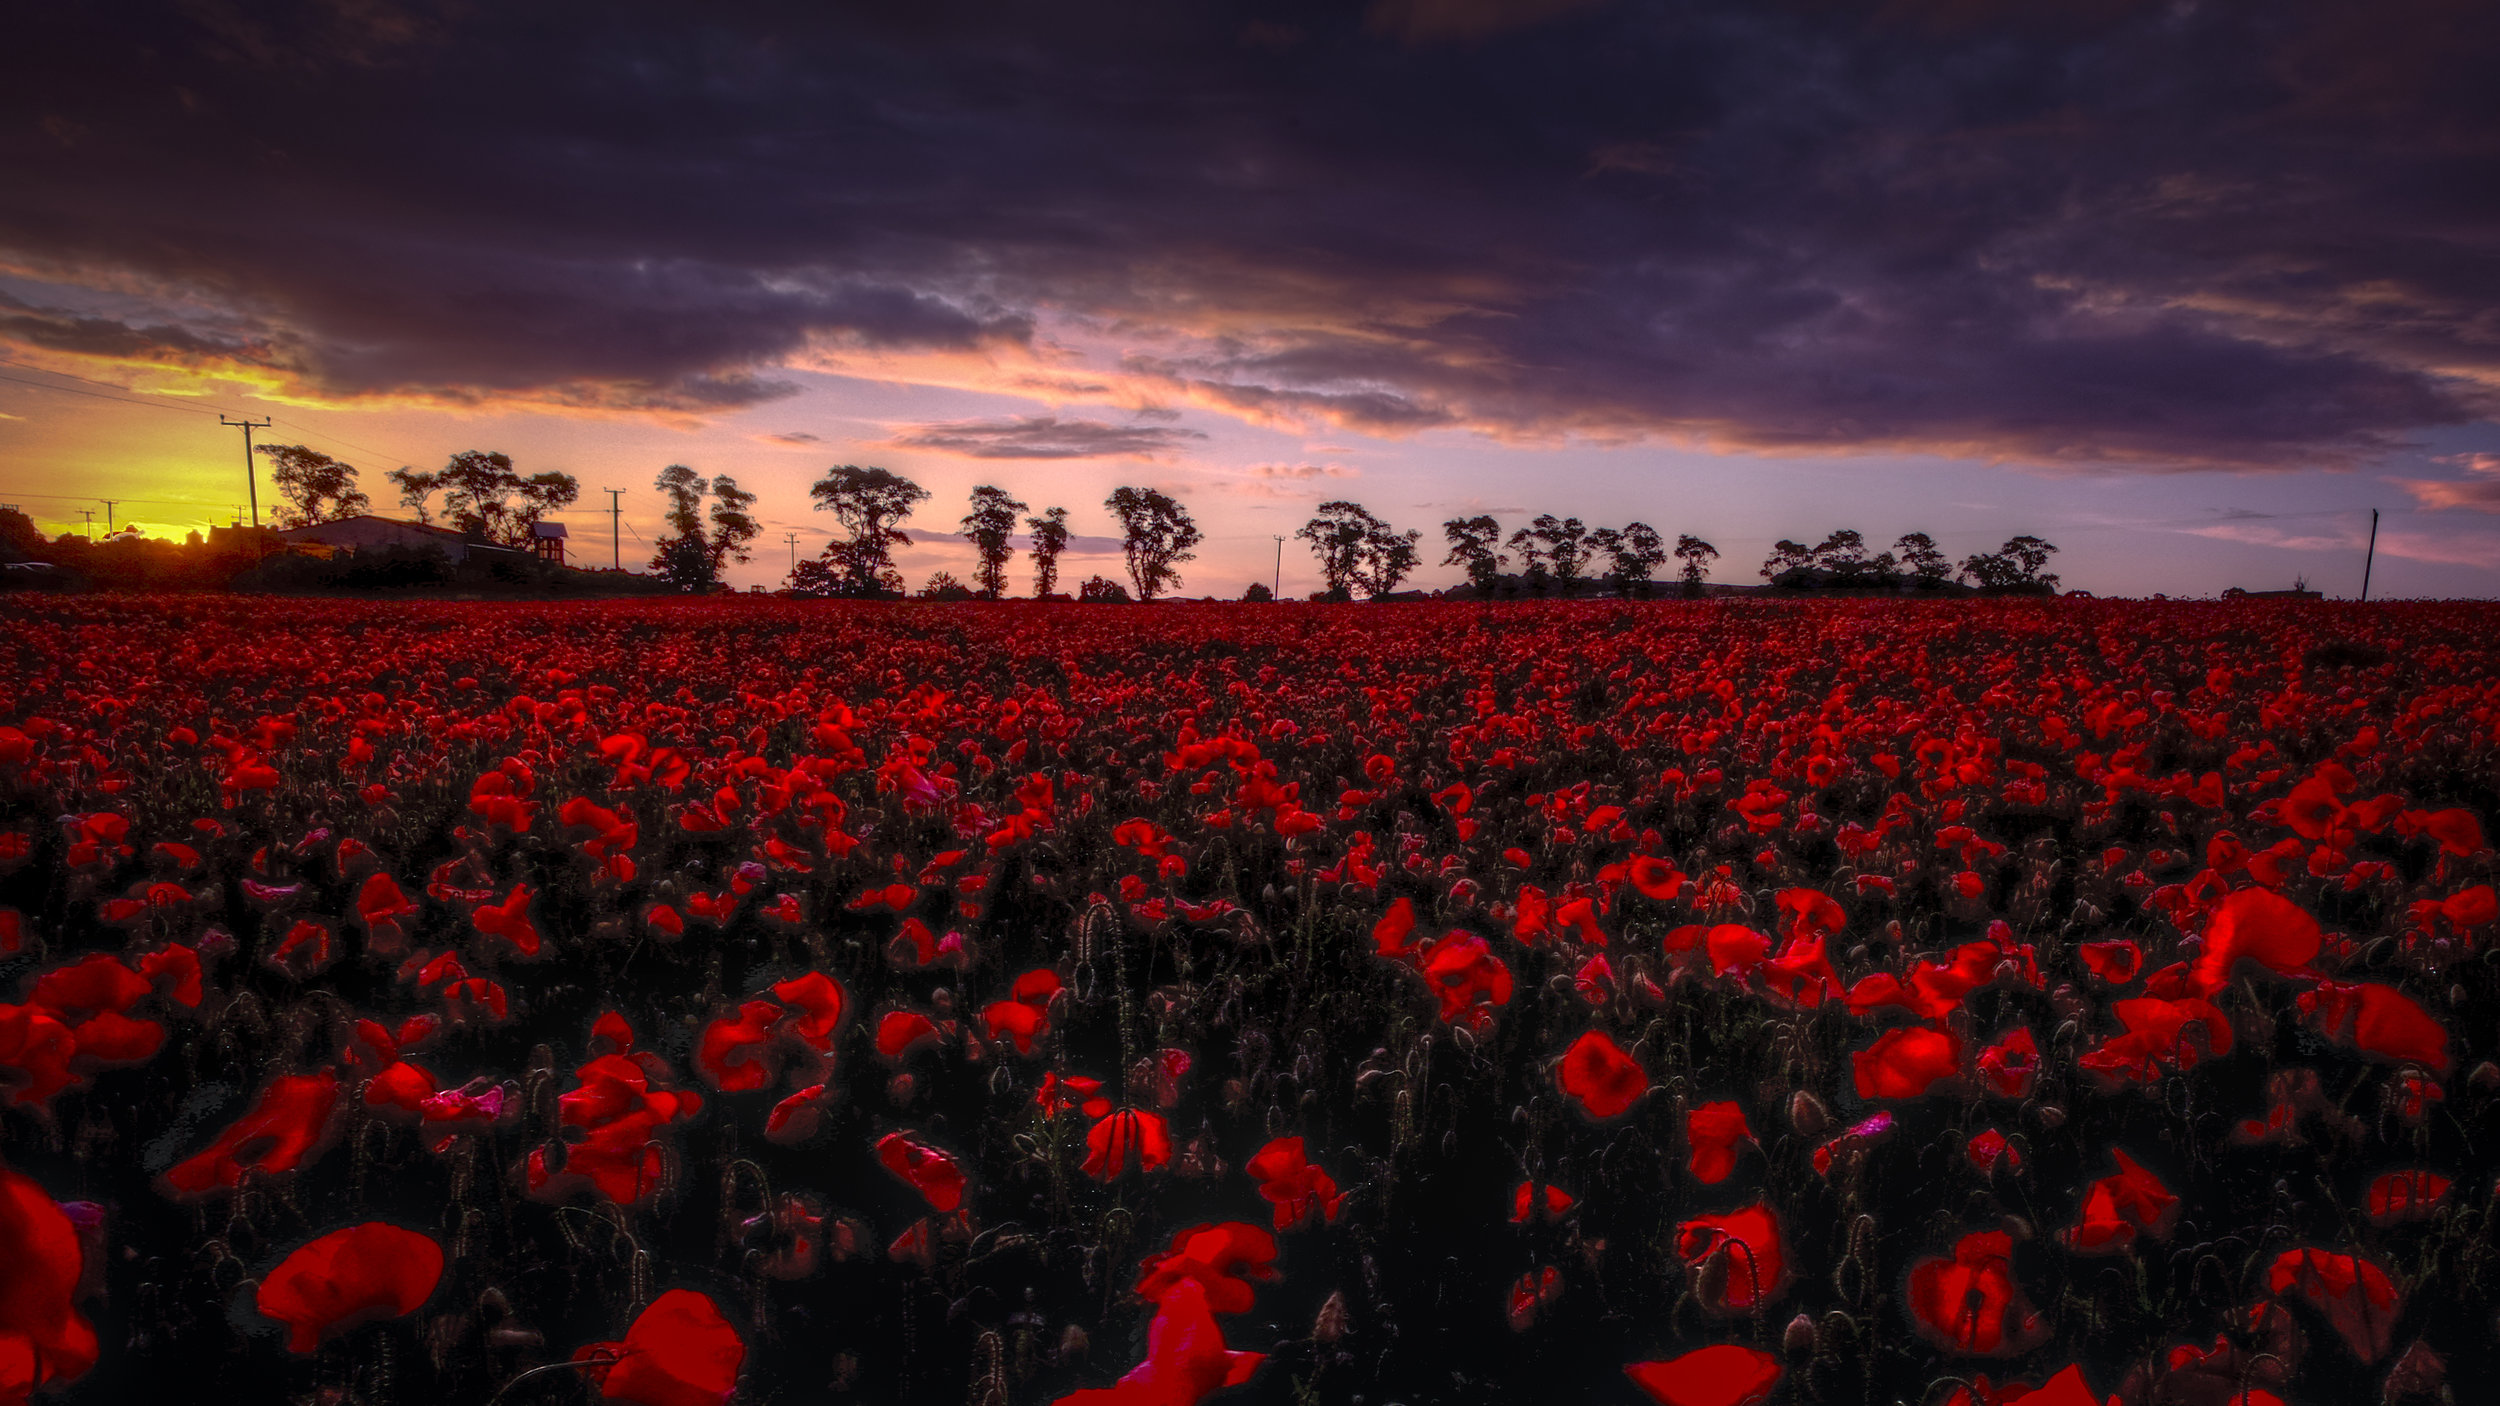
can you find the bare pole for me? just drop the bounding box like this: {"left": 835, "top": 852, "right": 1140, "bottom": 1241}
{"left": 80, "top": 508, "right": 94, "bottom": 540}
{"left": 603, "top": 488, "right": 623, "bottom": 570}
{"left": 2360, "top": 507, "right": 2379, "bottom": 602}
{"left": 1272, "top": 535, "right": 1284, "bottom": 600}
{"left": 785, "top": 531, "right": 799, "bottom": 577}
{"left": 219, "top": 416, "right": 271, "bottom": 530}
{"left": 101, "top": 499, "right": 119, "bottom": 532}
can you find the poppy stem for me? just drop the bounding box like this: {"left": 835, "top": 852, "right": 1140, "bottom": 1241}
{"left": 483, "top": 1358, "right": 607, "bottom": 1406}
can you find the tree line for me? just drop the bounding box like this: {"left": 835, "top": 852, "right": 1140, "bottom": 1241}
{"left": 780, "top": 470, "right": 1201, "bottom": 602}
{"left": 206, "top": 448, "right": 2061, "bottom": 599}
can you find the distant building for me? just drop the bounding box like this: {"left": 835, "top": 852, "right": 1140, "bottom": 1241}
{"left": 272, "top": 515, "right": 515, "bottom": 563}
{"left": 530, "top": 519, "right": 568, "bottom": 565}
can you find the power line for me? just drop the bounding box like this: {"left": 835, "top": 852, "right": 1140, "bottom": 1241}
{"left": 0, "top": 490, "right": 231, "bottom": 510}
{"left": 0, "top": 367, "right": 228, "bottom": 415}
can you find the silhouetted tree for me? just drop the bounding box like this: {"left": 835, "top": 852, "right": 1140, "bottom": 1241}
{"left": 1960, "top": 535, "right": 2061, "bottom": 591}
{"left": 434, "top": 451, "right": 578, "bottom": 546}
{"left": 1078, "top": 574, "right": 1131, "bottom": 602}
{"left": 253, "top": 445, "right": 369, "bottom": 528}
{"left": 650, "top": 465, "right": 759, "bottom": 592}
{"left": 1105, "top": 486, "right": 1200, "bottom": 601}
{"left": 1241, "top": 581, "right": 1274, "bottom": 602}
{"left": 1511, "top": 514, "right": 1588, "bottom": 592}
{"left": 920, "top": 570, "right": 974, "bottom": 600}
{"left": 1354, "top": 522, "right": 1422, "bottom": 599}
{"left": 1674, "top": 534, "right": 1718, "bottom": 596}
{"left": 1810, "top": 529, "right": 1868, "bottom": 584}
{"left": 806, "top": 465, "right": 928, "bottom": 597}
{"left": 1442, "top": 516, "right": 1508, "bottom": 592}
{"left": 1299, "top": 501, "right": 1422, "bottom": 599}
{"left": 1894, "top": 532, "right": 1953, "bottom": 587}
{"left": 1760, "top": 539, "right": 1813, "bottom": 582}
{"left": 1026, "top": 506, "right": 1071, "bottom": 598}
{"left": 1298, "top": 501, "right": 1380, "bottom": 598}
{"left": 1594, "top": 522, "right": 1666, "bottom": 596}
{"left": 386, "top": 466, "right": 440, "bottom": 524}
{"left": 960, "top": 485, "right": 1028, "bottom": 599}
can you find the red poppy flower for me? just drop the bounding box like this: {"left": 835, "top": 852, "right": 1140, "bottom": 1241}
{"left": 1416, "top": 931, "right": 1513, "bottom": 1028}
{"left": 1852, "top": 1026, "right": 1962, "bottom": 1101}
{"left": 2062, "top": 1150, "right": 2178, "bottom": 1253}
{"left": 573, "top": 1289, "right": 745, "bottom": 1406}
{"left": 1058, "top": 1277, "right": 1263, "bottom": 1406}
{"left": 1675, "top": 1202, "right": 1787, "bottom": 1312}
{"left": 1505, "top": 1265, "right": 1561, "bottom": 1332}
{"left": 695, "top": 1001, "right": 784, "bottom": 1092}
{"left": 1134, "top": 1222, "right": 1278, "bottom": 1314}
{"left": 1905, "top": 1230, "right": 2047, "bottom": 1355}
{"left": 874, "top": 1010, "right": 941, "bottom": 1063}
{"left": 528, "top": 1052, "right": 702, "bottom": 1208}
{"left": 1940, "top": 1365, "right": 2100, "bottom": 1406}
{"left": 1684, "top": 1101, "right": 1751, "bottom": 1185}
{"left": 2077, "top": 997, "right": 2233, "bottom": 1084}
{"left": 256, "top": 1223, "right": 443, "bottom": 1352}
{"left": 2364, "top": 1170, "right": 2450, "bottom": 1227}
{"left": 1083, "top": 1108, "right": 1172, "bottom": 1181}
{"left": 1627, "top": 855, "right": 1686, "bottom": 901}
{"left": 1556, "top": 1030, "right": 1647, "bottom": 1120}
{"left": 0, "top": 1164, "right": 97, "bottom": 1401}
{"left": 1511, "top": 1181, "right": 1574, "bottom": 1223}
{"left": 470, "top": 884, "right": 542, "bottom": 958}
{"left": 2192, "top": 888, "right": 2321, "bottom": 995}
{"left": 876, "top": 1132, "right": 968, "bottom": 1212}
{"left": 1244, "top": 1137, "right": 1342, "bottom": 1230}
{"left": 769, "top": 972, "right": 846, "bottom": 1053}
{"left": 1965, "top": 1128, "right": 2019, "bottom": 1175}
{"left": 2267, "top": 1247, "right": 2400, "bottom": 1361}
{"left": 1975, "top": 1028, "right": 2038, "bottom": 1100}
{"left": 2077, "top": 939, "right": 2141, "bottom": 985}
{"left": 2296, "top": 980, "right": 2451, "bottom": 1074}
{"left": 1623, "top": 1345, "right": 1781, "bottom": 1406}
{"left": 161, "top": 1071, "right": 340, "bottom": 1198}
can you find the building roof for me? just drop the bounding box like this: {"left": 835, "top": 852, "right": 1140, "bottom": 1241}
{"left": 274, "top": 514, "right": 466, "bottom": 540}
{"left": 532, "top": 521, "right": 568, "bottom": 538}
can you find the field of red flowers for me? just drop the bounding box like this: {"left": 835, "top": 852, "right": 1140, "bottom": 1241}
{"left": 2, "top": 596, "right": 2496, "bottom": 1406}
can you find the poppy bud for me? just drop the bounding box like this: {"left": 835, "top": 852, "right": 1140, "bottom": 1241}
{"left": 1057, "top": 1325, "right": 1089, "bottom": 1362}
{"left": 1788, "top": 1091, "right": 1830, "bottom": 1138}
{"left": 2471, "top": 1061, "right": 2500, "bottom": 1092}
{"left": 888, "top": 1073, "right": 917, "bottom": 1106}
{"left": 1782, "top": 1313, "right": 1816, "bottom": 1358}
{"left": 1313, "top": 1291, "right": 1350, "bottom": 1344}
{"left": 2033, "top": 1103, "right": 2065, "bottom": 1130}
{"left": 1998, "top": 1214, "right": 2032, "bottom": 1241}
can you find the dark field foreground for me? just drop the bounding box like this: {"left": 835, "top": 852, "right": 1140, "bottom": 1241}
{"left": 1, "top": 596, "right": 2496, "bottom": 1406}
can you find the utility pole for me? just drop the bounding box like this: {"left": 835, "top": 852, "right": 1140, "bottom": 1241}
{"left": 1272, "top": 535, "right": 1284, "bottom": 600}
{"left": 602, "top": 488, "right": 624, "bottom": 570}
{"left": 80, "top": 508, "right": 95, "bottom": 540}
{"left": 219, "top": 416, "right": 271, "bottom": 530}
{"left": 101, "top": 499, "right": 119, "bottom": 533}
{"left": 785, "top": 531, "right": 799, "bottom": 577}
{"left": 2360, "top": 507, "right": 2379, "bottom": 602}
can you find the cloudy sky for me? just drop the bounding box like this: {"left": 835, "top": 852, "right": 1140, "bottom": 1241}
{"left": 3, "top": 0, "right": 2497, "bottom": 595}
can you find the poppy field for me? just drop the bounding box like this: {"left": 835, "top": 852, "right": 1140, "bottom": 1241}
{"left": 3, "top": 595, "right": 2497, "bottom": 1406}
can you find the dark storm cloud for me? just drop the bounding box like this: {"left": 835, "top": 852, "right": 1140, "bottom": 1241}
{"left": 892, "top": 416, "right": 1207, "bottom": 459}
{"left": 3, "top": 0, "right": 2496, "bottom": 464}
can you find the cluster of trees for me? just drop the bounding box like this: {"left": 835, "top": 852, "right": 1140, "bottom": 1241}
{"left": 785, "top": 471, "right": 1203, "bottom": 602}
{"left": 385, "top": 451, "right": 580, "bottom": 546}
{"left": 1759, "top": 530, "right": 2060, "bottom": 592}
{"left": 1287, "top": 507, "right": 1715, "bottom": 600}
{"left": 1440, "top": 514, "right": 1720, "bottom": 598}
